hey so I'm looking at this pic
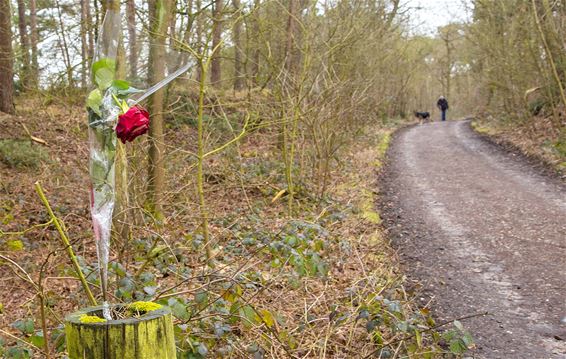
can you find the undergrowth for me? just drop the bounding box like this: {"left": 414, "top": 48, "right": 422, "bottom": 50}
{"left": 471, "top": 116, "right": 566, "bottom": 175}
{"left": 0, "top": 105, "right": 473, "bottom": 358}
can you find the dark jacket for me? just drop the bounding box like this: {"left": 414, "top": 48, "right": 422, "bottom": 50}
{"left": 437, "top": 98, "right": 449, "bottom": 111}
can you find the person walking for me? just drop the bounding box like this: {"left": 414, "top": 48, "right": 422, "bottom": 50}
{"left": 437, "top": 96, "right": 449, "bottom": 122}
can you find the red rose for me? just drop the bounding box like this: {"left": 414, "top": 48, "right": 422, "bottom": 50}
{"left": 115, "top": 106, "right": 150, "bottom": 143}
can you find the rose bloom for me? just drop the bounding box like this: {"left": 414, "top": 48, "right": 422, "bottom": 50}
{"left": 115, "top": 106, "right": 150, "bottom": 143}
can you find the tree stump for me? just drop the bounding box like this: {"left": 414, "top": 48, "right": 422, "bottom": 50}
{"left": 65, "top": 304, "right": 176, "bottom": 359}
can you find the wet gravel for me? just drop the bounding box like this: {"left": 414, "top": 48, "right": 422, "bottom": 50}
{"left": 379, "top": 121, "right": 566, "bottom": 359}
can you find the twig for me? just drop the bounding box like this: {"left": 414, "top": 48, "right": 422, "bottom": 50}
{"left": 34, "top": 181, "right": 97, "bottom": 306}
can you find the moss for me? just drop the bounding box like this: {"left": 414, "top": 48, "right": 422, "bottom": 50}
{"left": 4, "top": 239, "right": 24, "bottom": 251}
{"left": 79, "top": 315, "right": 107, "bottom": 324}
{"left": 376, "top": 132, "right": 391, "bottom": 159}
{"left": 128, "top": 301, "right": 162, "bottom": 313}
{"left": 470, "top": 120, "right": 494, "bottom": 135}
{"left": 360, "top": 189, "right": 381, "bottom": 225}
{"left": 66, "top": 310, "right": 176, "bottom": 358}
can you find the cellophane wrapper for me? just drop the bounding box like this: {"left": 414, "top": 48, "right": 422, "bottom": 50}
{"left": 87, "top": 9, "right": 121, "bottom": 320}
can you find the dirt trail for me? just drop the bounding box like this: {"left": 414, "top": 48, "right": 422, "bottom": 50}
{"left": 380, "top": 121, "right": 566, "bottom": 358}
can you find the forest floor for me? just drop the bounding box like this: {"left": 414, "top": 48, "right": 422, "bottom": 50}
{"left": 0, "top": 96, "right": 475, "bottom": 357}
{"left": 380, "top": 120, "right": 566, "bottom": 358}
{"left": 470, "top": 116, "right": 566, "bottom": 178}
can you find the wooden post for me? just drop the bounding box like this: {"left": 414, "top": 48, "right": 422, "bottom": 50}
{"left": 65, "top": 304, "right": 176, "bottom": 358}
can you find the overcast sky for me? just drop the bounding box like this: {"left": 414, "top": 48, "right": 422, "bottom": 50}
{"left": 406, "top": 0, "right": 473, "bottom": 35}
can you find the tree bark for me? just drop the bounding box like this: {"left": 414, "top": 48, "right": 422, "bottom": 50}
{"left": 16, "top": 0, "right": 31, "bottom": 89}
{"left": 146, "top": 0, "right": 172, "bottom": 220}
{"left": 29, "top": 0, "right": 39, "bottom": 85}
{"left": 233, "top": 0, "right": 244, "bottom": 91}
{"left": 0, "top": 0, "right": 14, "bottom": 113}
{"left": 210, "top": 0, "right": 223, "bottom": 87}
{"left": 126, "top": 0, "right": 137, "bottom": 79}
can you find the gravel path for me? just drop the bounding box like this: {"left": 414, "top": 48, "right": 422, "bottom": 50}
{"left": 380, "top": 120, "right": 566, "bottom": 358}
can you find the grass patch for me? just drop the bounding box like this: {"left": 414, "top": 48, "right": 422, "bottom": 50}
{"left": 0, "top": 139, "right": 49, "bottom": 169}
{"left": 470, "top": 120, "right": 495, "bottom": 135}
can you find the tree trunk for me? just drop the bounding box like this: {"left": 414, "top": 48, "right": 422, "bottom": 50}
{"left": 80, "top": 0, "right": 89, "bottom": 88}
{"left": 146, "top": 0, "right": 172, "bottom": 221}
{"left": 251, "top": 0, "right": 260, "bottom": 85}
{"left": 65, "top": 304, "right": 176, "bottom": 359}
{"left": 126, "top": 0, "right": 137, "bottom": 79}
{"left": 284, "top": 0, "right": 297, "bottom": 75}
{"left": 29, "top": 0, "right": 39, "bottom": 85}
{"left": 16, "top": 0, "right": 31, "bottom": 89}
{"left": 0, "top": 0, "right": 14, "bottom": 113}
{"left": 195, "top": 0, "right": 203, "bottom": 82}
{"left": 168, "top": 0, "right": 177, "bottom": 72}
{"left": 233, "top": 0, "right": 244, "bottom": 91}
{"left": 88, "top": 0, "right": 95, "bottom": 65}
{"left": 210, "top": 0, "right": 223, "bottom": 87}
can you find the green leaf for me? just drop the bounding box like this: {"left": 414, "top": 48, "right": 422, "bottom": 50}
{"left": 6, "top": 347, "right": 32, "bottom": 359}
{"left": 453, "top": 320, "right": 464, "bottom": 332}
{"left": 92, "top": 58, "right": 116, "bottom": 90}
{"left": 110, "top": 262, "right": 127, "bottom": 277}
{"left": 143, "top": 286, "right": 157, "bottom": 296}
{"left": 260, "top": 309, "right": 275, "bottom": 328}
{"left": 111, "top": 79, "right": 129, "bottom": 90}
{"left": 449, "top": 339, "right": 467, "bottom": 354}
{"left": 12, "top": 319, "right": 34, "bottom": 335}
{"left": 462, "top": 332, "right": 474, "bottom": 347}
{"left": 111, "top": 80, "right": 142, "bottom": 97}
{"left": 195, "top": 291, "right": 208, "bottom": 305}
{"left": 86, "top": 89, "right": 102, "bottom": 116}
{"left": 241, "top": 305, "right": 260, "bottom": 326}
{"left": 168, "top": 298, "right": 190, "bottom": 321}
{"left": 29, "top": 331, "right": 45, "bottom": 348}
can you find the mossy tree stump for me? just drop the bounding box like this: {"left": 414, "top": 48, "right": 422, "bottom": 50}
{"left": 65, "top": 304, "right": 176, "bottom": 359}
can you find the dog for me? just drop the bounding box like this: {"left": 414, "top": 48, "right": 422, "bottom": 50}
{"left": 414, "top": 111, "right": 431, "bottom": 125}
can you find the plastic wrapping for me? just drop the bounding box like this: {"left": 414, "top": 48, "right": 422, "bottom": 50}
{"left": 88, "top": 10, "right": 121, "bottom": 320}
{"left": 87, "top": 10, "right": 193, "bottom": 320}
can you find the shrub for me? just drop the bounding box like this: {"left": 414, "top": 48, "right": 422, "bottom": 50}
{"left": 0, "top": 139, "right": 49, "bottom": 169}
